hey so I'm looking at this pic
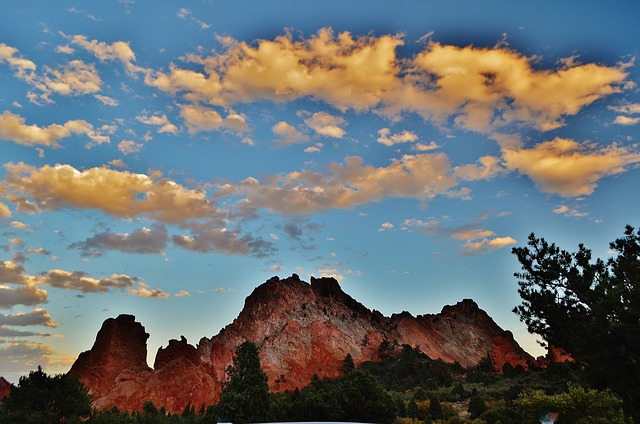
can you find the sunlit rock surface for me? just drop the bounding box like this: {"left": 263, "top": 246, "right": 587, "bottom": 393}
{"left": 69, "top": 274, "right": 534, "bottom": 413}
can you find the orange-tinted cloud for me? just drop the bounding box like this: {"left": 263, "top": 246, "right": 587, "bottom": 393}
{"left": 0, "top": 111, "right": 109, "bottom": 147}
{"left": 4, "top": 163, "right": 217, "bottom": 222}
{"left": 237, "top": 153, "right": 458, "bottom": 214}
{"left": 502, "top": 137, "right": 640, "bottom": 196}
{"left": 145, "top": 29, "right": 626, "bottom": 133}
{"left": 272, "top": 121, "right": 309, "bottom": 145}
{"left": 128, "top": 282, "right": 169, "bottom": 298}
{"left": 402, "top": 43, "right": 627, "bottom": 132}
{"left": 377, "top": 128, "right": 418, "bottom": 146}
{"left": 180, "top": 104, "right": 248, "bottom": 134}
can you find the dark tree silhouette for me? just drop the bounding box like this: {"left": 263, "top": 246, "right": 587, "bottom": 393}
{"left": 512, "top": 225, "right": 640, "bottom": 421}
{"left": 217, "top": 340, "right": 270, "bottom": 424}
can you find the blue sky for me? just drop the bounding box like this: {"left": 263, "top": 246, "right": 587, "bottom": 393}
{"left": 1, "top": 0, "right": 639, "bottom": 382}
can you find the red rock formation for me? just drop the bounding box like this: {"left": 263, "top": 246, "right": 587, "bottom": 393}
{"left": 70, "top": 274, "right": 534, "bottom": 413}
{"left": 546, "top": 345, "right": 573, "bottom": 363}
{"left": 68, "top": 314, "right": 151, "bottom": 398}
{"left": 0, "top": 376, "right": 12, "bottom": 401}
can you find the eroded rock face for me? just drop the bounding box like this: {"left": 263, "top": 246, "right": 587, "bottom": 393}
{"left": 70, "top": 274, "right": 534, "bottom": 413}
{"left": 0, "top": 377, "right": 12, "bottom": 401}
{"left": 68, "top": 314, "right": 151, "bottom": 399}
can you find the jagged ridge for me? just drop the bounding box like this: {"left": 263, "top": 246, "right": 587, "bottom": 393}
{"left": 68, "top": 274, "right": 533, "bottom": 413}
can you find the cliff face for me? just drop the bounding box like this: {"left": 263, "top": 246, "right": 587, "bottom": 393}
{"left": 69, "top": 274, "right": 533, "bottom": 413}
{"left": 0, "top": 377, "right": 12, "bottom": 401}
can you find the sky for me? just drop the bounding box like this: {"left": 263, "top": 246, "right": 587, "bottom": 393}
{"left": 1, "top": 0, "right": 639, "bottom": 383}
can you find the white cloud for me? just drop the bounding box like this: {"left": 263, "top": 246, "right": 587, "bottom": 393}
{"left": 377, "top": 128, "right": 418, "bottom": 146}
{"left": 378, "top": 222, "right": 394, "bottom": 231}
{"left": 118, "top": 139, "right": 143, "bottom": 154}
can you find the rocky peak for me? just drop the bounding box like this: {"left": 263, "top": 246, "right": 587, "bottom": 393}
{"left": 0, "top": 376, "right": 12, "bottom": 401}
{"left": 70, "top": 274, "right": 536, "bottom": 414}
{"left": 68, "top": 314, "right": 151, "bottom": 397}
{"left": 154, "top": 336, "right": 199, "bottom": 369}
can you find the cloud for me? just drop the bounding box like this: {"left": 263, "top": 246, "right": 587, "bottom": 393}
{"left": 0, "top": 43, "right": 37, "bottom": 82}
{"left": 36, "top": 270, "right": 136, "bottom": 293}
{"left": 378, "top": 222, "right": 394, "bottom": 231}
{"left": 400, "top": 42, "right": 627, "bottom": 132}
{"left": 502, "top": 137, "right": 640, "bottom": 196}
{"left": 175, "top": 290, "right": 190, "bottom": 297}
{"left": 68, "top": 34, "right": 145, "bottom": 75}
{"left": 452, "top": 228, "right": 495, "bottom": 240}
{"left": 144, "top": 29, "right": 626, "bottom": 133}
{"left": 377, "top": 128, "right": 418, "bottom": 146}
{"left": 176, "top": 8, "right": 210, "bottom": 30}
{"left": 94, "top": 94, "right": 119, "bottom": 106}
{"left": 70, "top": 224, "right": 169, "bottom": 256}
{"left": 136, "top": 113, "right": 178, "bottom": 134}
{"left": 10, "top": 221, "right": 30, "bottom": 231}
{"left": 400, "top": 218, "right": 440, "bottom": 233}
{"left": 613, "top": 116, "right": 640, "bottom": 125}
{"left": 304, "top": 112, "right": 346, "bottom": 138}
{"left": 0, "top": 202, "right": 10, "bottom": 218}
{"left": 128, "top": 282, "right": 169, "bottom": 298}
{"left": 0, "top": 284, "right": 48, "bottom": 308}
{"left": 0, "top": 309, "right": 56, "bottom": 327}
{"left": 36, "top": 60, "right": 101, "bottom": 101}
{"left": 0, "top": 111, "right": 109, "bottom": 147}
{"left": 180, "top": 104, "right": 249, "bottom": 134}
{"left": 461, "top": 235, "right": 517, "bottom": 255}
{"left": 26, "top": 247, "right": 51, "bottom": 256}
{"left": 609, "top": 103, "right": 640, "bottom": 115}
{"left": 0, "top": 327, "right": 51, "bottom": 337}
{"left": 118, "top": 139, "right": 143, "bottom": 154}
{"left": 413, "top": 141, "right": 440, "bottom": 152}
{"left": 0, "top": 43, "right": 108, "bottom": 104}
{"left": 272, "top": 121, "right": 308, "bottom": 145}
{"left": 237, "top": 153, "right": 458, "bottom": 215}
{"left": 304, "top": 143, "right": 323, "bottom": 153}
{"left": 146, "top": 28, "right": 403, "bottom": 111}
{"left": 453, "top": 155, "right": 504, "bottom": 181}
{"left": 4, "top": 163, "right": 217, "bottom": 223}
{"left": 0, "top": 341, "right": 54, "bottom": 380}
{"left": 0, "top": 261, "right": 29, "bottom": 284}
{"left": 171, "top": 220, "right": 276, "bottom": 257}
{"left": 553, "top": 204, "right": 588, "bottom": 218}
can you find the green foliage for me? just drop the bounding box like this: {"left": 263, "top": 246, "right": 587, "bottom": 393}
{"left": 512, "top": 226, "right": 640, "bottom": 420}
{"left": 0, "top": 366, "right": 92, "bottom": 424}
{"left": 217, "top": 340, "right": 270, "bottom": 424}
{"left": 428, "top": 396, "right": 443, "bottom": 420}
{"left": 342, "top": 353, "right": 355, "bottom": 373}
{"left": 339, "top": 369, "right": 396, "bottom": 423}
{"left": 467, "top": 388, "right": 487, "bottom": 418}
{"left": 449, "top": 381, "right": 467, "bottom": 401}
{"left": 360, "top": 343, "right": 456, "bottom": 391}
{"left": 514, "top": 384, "right": 627, "bottom": 424}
